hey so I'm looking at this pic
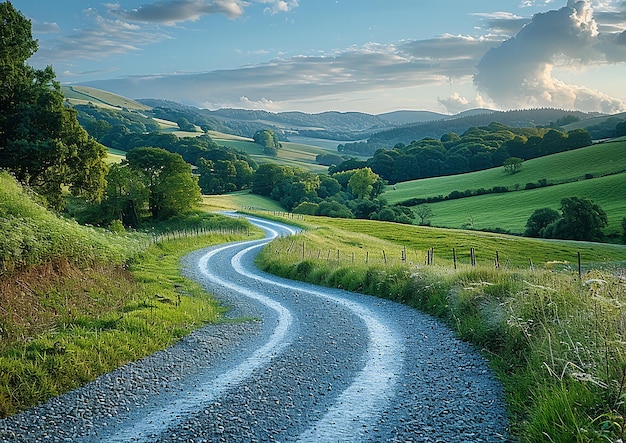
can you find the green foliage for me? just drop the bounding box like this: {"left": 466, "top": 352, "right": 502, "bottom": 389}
{"left": 622, "top": 217, "right": 626, "bottom": 244}
{"left": 348, "top": 167, "right": 379, "bottom": 199}
{"left": 0, "top": 3, "right": 107, "bottom": 209}
{"left": 253, "top": 129, "right": 280, "bottom": 150}
{"left": 525, "top": 207, "right": 560, "bottom": 237}
{"left": 337, "top": 122, "right": 592, "bottom": 184}
{"left": 542, "top": 197, "right": 608, "bottom": 242}
{"left": 503, "top": 157, "right": 524, "bottom": 173}
{"left": 126, "top": 147, "right": 202, "bottom": 220}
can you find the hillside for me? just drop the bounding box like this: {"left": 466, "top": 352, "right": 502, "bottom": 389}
{"left": 385, "top": 140, "right": 626, "bottom": 238}
{"left": 344, "top": 108, "right": 599, "bottom": 154}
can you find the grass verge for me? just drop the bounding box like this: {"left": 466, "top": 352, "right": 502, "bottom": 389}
{"left": 256, "top": 219, "right": 626, "bottom": 442}
{"left": 0, "top": 230, "right": 260, "bottom": 418}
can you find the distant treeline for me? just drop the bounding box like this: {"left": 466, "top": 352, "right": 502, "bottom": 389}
{"left": 332, "top": 122, "right": 592, "bottom": 184}
{"left": 339, "top": 108, "right": 594, "bottom": 155}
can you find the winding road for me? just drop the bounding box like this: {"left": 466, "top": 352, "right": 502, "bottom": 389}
{"left": 1, "top": 216, "right": 510, "bottom": 442}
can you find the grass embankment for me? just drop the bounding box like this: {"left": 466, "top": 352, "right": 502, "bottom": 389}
{"left": 255, "top": 214, "right": 626, "bottom": 442}
{"left": 385, "top": 141, "right": 626, "bottom": 236}
{"left": 0, "top": 172, "right": 260, "bottom": 417}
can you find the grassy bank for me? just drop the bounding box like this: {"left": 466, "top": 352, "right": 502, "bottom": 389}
{"left": 0, "top": 171, "right": 262, "bottom": 417}
{"left": 255, "top": 215, "right": 626, "bottom": 442}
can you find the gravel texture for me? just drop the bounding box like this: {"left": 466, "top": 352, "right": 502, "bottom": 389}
{"left": 0, "top": 216, "right": 511, "bottom": 442}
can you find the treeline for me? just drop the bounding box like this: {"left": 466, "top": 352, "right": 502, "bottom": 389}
{"left": 339, "top": 108, "right": 593, "bottom": 154}
{"left": 332, "top": 122, "right": 592, "bottom": 184}
{"left": 251, "top": 164, "right": 414, "bottom": 224}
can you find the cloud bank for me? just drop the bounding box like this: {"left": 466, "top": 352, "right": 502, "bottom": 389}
{"left": 474, "top": 0, "right": 626, "bottom": 113}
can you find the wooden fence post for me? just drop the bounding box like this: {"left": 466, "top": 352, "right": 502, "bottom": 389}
{"left": 453, "top": 248, "right": 457, "bottom": 270}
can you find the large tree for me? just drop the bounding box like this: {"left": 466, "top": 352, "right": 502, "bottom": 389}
{"left": 543, "top": 197, "right": 608, "bottom": 242}
{"left": 126, "top": 147, "right": 201, "bottom": 219}
{"left": 0, "top": 2, "right": 107, "bottom": 209}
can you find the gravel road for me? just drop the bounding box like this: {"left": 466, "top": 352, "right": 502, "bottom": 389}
{"left": 0, "top": 215, "right": 511, "bottom": 442}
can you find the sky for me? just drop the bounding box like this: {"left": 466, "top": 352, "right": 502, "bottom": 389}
{"left": 11, "top": 0, "right": 626, "bottom": 115}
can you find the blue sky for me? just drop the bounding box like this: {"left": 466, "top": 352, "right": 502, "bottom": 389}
{"left": 12, "top": 0, "right": 626, "bottom": 114}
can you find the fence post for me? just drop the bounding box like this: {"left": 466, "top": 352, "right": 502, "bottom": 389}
{"left": 453, "top": 248, "right": 457, "bottom": 270}
{"left": 470, "top": 248, "right": 476, "bottom": 267}
{"left": 366, "top": 251, "right": 369, "bottom": 264}
{"left": 382, "top": 250, "right": 387, "bottom": 264}
{"left": 578, "top": 252, "right": 582, "bottom": 277}
{"left": 495, "top": 251, "right": 500, "bottom": 269}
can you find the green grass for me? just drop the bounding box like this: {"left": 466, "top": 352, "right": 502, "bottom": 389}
{"left": 255, "top": 214, "right": 626, "bottom": 442}
{"left": 420, "top": 172, "right": 626, "bottom": 236}
{"left": 0, "top": 173, "right": 263, "bottom": 416}
{"left": 386, "top": 141, "right": 626, "bottom": 205}
{"left": 259, "top": 214, "right": 626, "bottom": 271}
{"left": 202, "top": 191, "right": 286, "bottom": 212}
{"left": 0, "top": 231, "right": 259, "bottom": 417}
{"left": 62, "top": 86, "right": 151, "bottom": 111}
{"left": 215, "top": 138, "right": 330, "bottom": 173}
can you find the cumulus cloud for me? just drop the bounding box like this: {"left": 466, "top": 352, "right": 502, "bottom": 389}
{"left": 109, "top": 0, "right": 247, "bottom": 24}
{"left": 438, "top": 93, "right": 495, "bottom": 114}
{"left": 475, "top": 0, "right": 626, "bottom": 113}
{"left": 258, "top": 0, "right": 299, "bottom": 15}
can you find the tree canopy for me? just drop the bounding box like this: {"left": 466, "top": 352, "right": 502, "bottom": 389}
{"left": 0, "top": 2, "right": 107, "bottom": 209}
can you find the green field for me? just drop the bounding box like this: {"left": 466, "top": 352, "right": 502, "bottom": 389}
{"left": 215, "top": 137, "right": 330, "bottom": 173}
{"left": 62, "top": 86, "right": 151, "bottom": 111}
{"left": 379, "top": 141, "right": 626, "bottom": 237}
{"left": 267, "top": 214, "right": 626, "bottom": 269}
{"left": 203, "top": 191, "right": 285, "bottom": 212}
{"left": 386, "top": 140, "right": 626, "bottom": 204}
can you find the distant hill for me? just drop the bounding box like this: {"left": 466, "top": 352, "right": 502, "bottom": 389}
{"left": 346, "top": 108, "right": 598, "bottom": 153}
{"left": 378, "top": 108, "right": 496, "bottom": 125}
{"left": 62, "top": 86, "right": 151, "bottom": 111}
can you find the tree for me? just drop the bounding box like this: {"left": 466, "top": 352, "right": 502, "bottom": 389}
{"left": 0, "top": 2, "right": 107, "bottom": 209}
{"left": 348, "top": 167, "right": 379, "bottom": 200}
{"left": 543, "top": 197, "right": 608, "bottom": 242}
{"left": 503, "top": 157, "right": 524, "bottom": 174}
{"left": 253, "top": 129, "right": 280, "bottom": 150}
{"left": 126, "top": 147, "right": 201, "bottom": 219}
{"left": 415, "top": 204, "right": 433, "bottom": 225}
{"left": 524, "top": 207, "right": 560, "bottom": 238}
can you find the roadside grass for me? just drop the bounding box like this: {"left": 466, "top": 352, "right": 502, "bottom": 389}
{"left": 0, "top": 230, "right": 260, "bottom": 417}
{"left": 0, "top": 171, "right": 263, "bottom": 416}
{"left": 386, "top": 140, "right": 626, "bottom": 204}
{"left": 265, "top": 215, "right": 626, "bottom": 270}
{"left": 255, "top": 216, "right": 626, "bottom": 442}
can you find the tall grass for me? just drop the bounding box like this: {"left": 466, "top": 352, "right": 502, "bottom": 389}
{"left": 0, "top": 172, "right": 263, "bottom": 416}
{"left": 256, "top": 219, "right": 626, "bottom": 442}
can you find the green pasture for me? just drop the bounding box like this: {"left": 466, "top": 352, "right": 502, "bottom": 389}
{"left": 386, "top": 140, "right": 626, "bottom": 204}
{"left": 280, "top": 214, "right": 626, "bottom": 270}
{"left": 215, "top": 138, "right": 329, "bottom": 173}
{"left": 202, "top": 191, "right": 285, "bottom": 212}
{"left": 62, "top": 86, "right": 151, "bottom": 111}
{"left": 418, "top": 172, "right": 626, "bottom": 236}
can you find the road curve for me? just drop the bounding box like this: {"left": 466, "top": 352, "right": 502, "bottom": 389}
{"left": 0, "top": 216, "right": 510, "bottom": 442}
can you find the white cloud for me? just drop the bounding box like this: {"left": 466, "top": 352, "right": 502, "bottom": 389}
{"left": 475, "top": 0, "right": 626, "bottom": 113}
{"left": 109, "top": 0, "right": 248, "bottom": 24}
{"left": 438, "top": 93, "right": 495, "bottom": 114}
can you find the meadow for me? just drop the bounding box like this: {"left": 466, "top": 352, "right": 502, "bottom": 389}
{"left": 255, "top": 212, "right": 626, "bottom": 442}
{"left": 386, "top": 140, "right": 626, "bottom": 204}
{"left": 381, "top": 140, "right": 626, "bottom": 238}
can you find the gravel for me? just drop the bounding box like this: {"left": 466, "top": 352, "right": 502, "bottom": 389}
{"left": 0, "top": 217, "right": 512, "bottom": 442}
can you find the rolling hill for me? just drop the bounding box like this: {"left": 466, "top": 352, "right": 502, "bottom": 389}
{"left": 385, "top": 140, "right": 626, "bottom": 238}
